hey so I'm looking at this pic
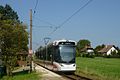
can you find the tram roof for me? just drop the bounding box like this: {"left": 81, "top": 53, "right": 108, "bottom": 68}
{"left": 52, "top": 39, "right": 77, "bottom": 46}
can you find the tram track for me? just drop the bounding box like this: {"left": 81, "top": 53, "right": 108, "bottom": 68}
{"left": 34, "top": 61, "right": 92, "bottom": 80}
{"left": 59, "top": 73, "right": 92, "bottom": 80}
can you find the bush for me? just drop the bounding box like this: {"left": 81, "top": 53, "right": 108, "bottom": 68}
{"left": 104, "top": 54, "right": 120, "bottom": 58}
{"left": 76, "top": 52, "right": 81, "bottom": 57}
{"left": 81, "top": 52, "right": 95, "bottom": 58}
{"left": 104, "top": 54, "right": 111, "bottom": 58}
{"left": 0, "top": 66, "right": 6, "bottom": 78}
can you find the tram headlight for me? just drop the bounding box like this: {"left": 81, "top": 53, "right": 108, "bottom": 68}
{"left": 60, "top": 64, "right": 64, "bottom": 67}
{"left": 73, "top": 64, "right": 76, "bottom": 66}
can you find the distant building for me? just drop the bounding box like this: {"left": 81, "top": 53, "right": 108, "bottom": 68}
{"left": 80, "top": 44, "right": 94, "bottom": 56}
{"left": 98, "top": 45, "right": 118, "bottom": 55}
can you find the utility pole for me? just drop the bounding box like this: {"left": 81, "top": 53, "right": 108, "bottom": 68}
{"left": 29, "top": 9, "right": 32, "bottom": 72}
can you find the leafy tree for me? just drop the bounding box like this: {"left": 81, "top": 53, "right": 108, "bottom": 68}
{"left": 77, "top": 39, "right": 91, "bottom": 49}
{"left": 94, "top": 44, "right": 105, "bottom": 56}
{"left": 0, "top": 4, "right": 28, "bottom": 76}
{"left": 0, "top": 20, "right": 17, "bottom": 76}
{"left": 0, "top": 4, "right": 19, "bottom": 22}
{"left": 14, "top": 23, "right": 28, "bottom": 52}
{"left": 38, "top": 46, "right": 43, "bottom": 51}
{"left": 118, "top": 50, "right": 120, "bottom": 56}
{"left": 95, "top": 44, "right": 105, "bottom": 51}
{"left": 76, "top": 39, "right": 91, "bottom": 55}
{"left": 111, "top": 50, "right": 117, "bottom": 56}
{"left": 0, "top": 20, "right": 28, "bottom": 76}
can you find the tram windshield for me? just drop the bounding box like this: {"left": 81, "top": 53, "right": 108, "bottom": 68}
{"left": 59, "top": 45, "right": 76, "bottom": 63}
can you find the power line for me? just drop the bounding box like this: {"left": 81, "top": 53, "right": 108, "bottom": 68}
{"left": 48, "top": 0, "right": 93, "bottom": 36}
{"left": 33, "top": 0, "right": 38, "bottom": 15}
{"left": 33, "top": 17, "right": 56, "bottom": 27}
{"left": 32, "top": 0, "right": 39, "bottom": 22}
{"left": 33, "top": 25, "right": 53, "bottom": 28}
{"left": 32, "top": 0, "right": 93, "bottom": 49}
{"left": 32, "top": 0, "right": 57, "bottom": 29}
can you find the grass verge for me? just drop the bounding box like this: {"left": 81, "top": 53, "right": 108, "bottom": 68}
{"left": 1, "top": 70, "right": 41, "bottom": 80}
{"left": 76, "top": 57, "right": 120, "bottom": 80}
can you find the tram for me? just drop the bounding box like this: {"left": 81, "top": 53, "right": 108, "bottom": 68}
{"left": 35, "top": 39, "right": 76, "bottom": 72}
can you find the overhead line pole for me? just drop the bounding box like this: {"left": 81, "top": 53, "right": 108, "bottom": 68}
{"left": 30, "top": 9, "right": 32, "bottom": 51}
{"left": 29, "top": 9, "right": 32, "bottom": 72}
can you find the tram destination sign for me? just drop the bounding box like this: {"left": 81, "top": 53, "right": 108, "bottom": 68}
{"left": 59, "top": 42, "right": 75, "bottom": 45}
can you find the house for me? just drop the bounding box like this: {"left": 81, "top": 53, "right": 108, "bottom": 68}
{"left": 80, "top": 44, "right": 94, "bottom": 55}
{"left": 81, "top": 47, "right": 94, "bottom": 53}
{"left": 98, "top": 45, "right": 118, "bottom": 55}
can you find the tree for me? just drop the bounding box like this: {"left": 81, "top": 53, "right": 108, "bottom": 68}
{"left": 14, "top": 23, "right": 28, "bottom": 52}
{"left": 0, "top": 4, "right": 28, "bottom": 76}
{"left": 76, "top": 39, "right": 91, "bottom": 55}
{"left": 94, "top": 44, "right": 105, "bottom": 56}
{"left": 118, "top": 50, "right": 120, "bottom": 56}
{"left": 0, "top": 20, "right": 28, "bottom": 76}
{"left": 0, "top": 20, "right": 17, "bottom": 76}
{"left": 95, "top": 44, "right": 105, "bottom": 51}
{"left": 0, "top": 4, "right": 19, "bottom": 22}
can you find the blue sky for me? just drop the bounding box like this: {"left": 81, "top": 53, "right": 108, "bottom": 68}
{"left": 0, "top": 0, "right": 120, "bottom": 50}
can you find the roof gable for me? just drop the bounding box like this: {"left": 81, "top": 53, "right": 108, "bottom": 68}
{"left": 99, "top": 45, "right": 115, "bottom": 53}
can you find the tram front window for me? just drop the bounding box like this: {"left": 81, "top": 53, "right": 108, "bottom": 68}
{"left": 59, "top": 45, "right": 75, "bottom": 63}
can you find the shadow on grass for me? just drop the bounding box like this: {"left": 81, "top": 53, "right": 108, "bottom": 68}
{"left": 13, "top": 70, "right": 29, "bottom": 76}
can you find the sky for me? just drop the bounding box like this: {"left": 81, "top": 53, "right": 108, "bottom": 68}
{"left": 0, "top": 0, "right": 120, "bottom": 50}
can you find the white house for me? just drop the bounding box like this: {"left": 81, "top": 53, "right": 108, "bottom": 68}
{"left": 98, "top": 45, "right": 118, "bottom": 55}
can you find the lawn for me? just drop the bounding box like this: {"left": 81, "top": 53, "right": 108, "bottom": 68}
{"left": 76, "top": 57, "right": 120, "bottom": 80}
{"left": 1, "top": 71, "right": 41, "bottom": 80}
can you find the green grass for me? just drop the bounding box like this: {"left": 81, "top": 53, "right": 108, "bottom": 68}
{"left": 76, "top": 57, "right": 120, "bottom": 80}
{"left": 1, "top": 71, "right": 41, "bottom": 80}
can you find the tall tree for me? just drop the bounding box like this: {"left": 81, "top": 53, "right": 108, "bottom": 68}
{"left": 77, "top": 39, "right": 91, "bottom": 49}
{"left": 0, "top": 20, "right": 28, "bottom": 76}
{"left": 77, "top": 39, "right": 91, "bottom": 54}
{"left": 94, "top": 44, "right": 105, "bottom": 55}
{"left": 0, "top": 4, "right": 19, "bottom": 22}
{"left": 0, "top": 4, "right": 28, "bottom": 76}
{"left": 0, "top": 20, "right": 17, "bottom": 76}
{"left": 94, "top": 44, "right": 105, "bottom": 52}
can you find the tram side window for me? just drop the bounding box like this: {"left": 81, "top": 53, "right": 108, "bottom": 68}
{"left": 47, "top": 46, "right": 54, "bottom": 61}
{"left": 54, "top": 47, "right": 60, "bottom": 62}
{"left": 47, "top": 47, "right": 51, "bottom": 61}
{"left": 43, "top": 50, "right": 46, "bottom": 60}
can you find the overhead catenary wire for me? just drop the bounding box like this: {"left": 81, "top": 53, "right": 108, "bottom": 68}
{"left": 32, "top": 0, "right": 39, "bottom": 23}
{"left": 32, "top": 0, "right": 93, "bottom": 50}
{"left": 33, "top": 17, "right": 56, "bottom": 27}
{"left": 32, "top": 0, "right": 53, "bottom": 50}
{"left": 33, "top": 25, "right": 53, "bottom": 28}
{"left": 32, "top": 0, "right": 57, "bottom": 28}
{"left": 48, "top": 0, "right": 93, "bottom": 36}
{"left": 33, "top": 0, "right": 38, "bottom": 16}
{"left": 32, "top": 0, "right": 39, "bottom": 51}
